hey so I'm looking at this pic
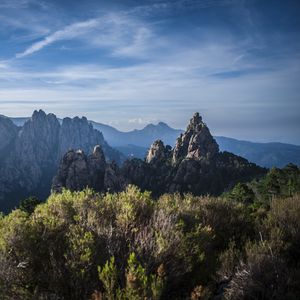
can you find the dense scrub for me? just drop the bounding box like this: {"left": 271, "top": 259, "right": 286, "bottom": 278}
{"left": 0, "top": 165, "right": 300, "bottom": 299}
{"left": 225, "top": 163, "right": 300, "bottom": 204}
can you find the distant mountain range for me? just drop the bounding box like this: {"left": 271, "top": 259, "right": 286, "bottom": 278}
{"left": 9, "top": 116, "right": 300, "bottom": 168}
{"left": 91, "top": 120, "right": 182, "bottom": 147}
{"left": 215, "top": 137, "right": 300, "bottom": 169}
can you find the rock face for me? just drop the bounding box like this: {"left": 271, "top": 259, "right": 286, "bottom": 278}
{"left": 52, "top": 113, "right": 266, "bottom": 197}
{"left": 52, "top": 146, "right": 107, "bottom": 193}
{"left": 52, "top": 145, "right": 123, "bottom": 194}
{"left": 0, "top": 110, "right": 123, "bottom": 212}
{"left": 13, "top": 110, "right": 60, "bottom": 184}
{"left": 0, "top": 116, "right": 19, "bottom": 153}
{"left": 173, "top": 112, "right": 219, "bottom": 163}
{"left": 146, "top": 140, "right": 171, "bottom": 163}
{"left": 58, "top": 117, "right": 120, "bottom": 162}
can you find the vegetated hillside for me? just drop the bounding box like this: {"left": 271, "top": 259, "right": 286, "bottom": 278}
{"left": 0, "top": 110, "right": 122, "bottom": 213}
{"left": 1, "top": 164, "right": 300, "bottom": 299}
{"left": 225, "top": 163, "right": 300, "bottom": 204}
{"left": 52, "top": 113, "right": 266, "bottom": 197}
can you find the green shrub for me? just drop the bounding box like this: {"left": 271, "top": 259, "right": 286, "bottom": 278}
{"left": 98, "top": 253, "right": 165, "bottom": 300}
{"left": 223, "top": 193, "right": 300, "bottom": 300}
{"left": 0, "top": 182, "right": 299, "bottom": 299}
{"left": 98, "top": 256, "right": 119, "bottom": 300}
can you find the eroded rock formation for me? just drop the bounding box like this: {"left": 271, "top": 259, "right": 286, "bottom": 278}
{"left": 0, "top": 110, "right": 123, "bottom": 212}
{"left": 173, "top": 112, "right": 219, "bottom": 163}
{"left": 52, "top": 113, "right": 266, "bottom": 197}
{"left": 52, "top": 145, "right": 123, "bottom": 193}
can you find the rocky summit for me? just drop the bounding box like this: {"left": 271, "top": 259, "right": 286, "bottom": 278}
{"left": 0, "top": 110, "right": 122, "bottom": 212}
{"left": 52, "top": 145, "right": 122, "bottom": 193}
{"left": 173, "top": 112, "right": 219, "bottom": 162}
{"left": 52, "top": 113, "right": 266, "bottom": 197}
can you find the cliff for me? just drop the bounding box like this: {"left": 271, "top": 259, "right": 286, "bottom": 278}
{"left": 0, "top": 110, "right": 122, "bottom": 212}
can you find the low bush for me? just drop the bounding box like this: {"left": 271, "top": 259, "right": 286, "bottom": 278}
{"left": 0, "top": 182, "right": 299, "bottom": 299}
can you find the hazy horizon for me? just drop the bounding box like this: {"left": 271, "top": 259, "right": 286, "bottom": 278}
{"left": 2, "top": 109, "right": 299, "bottom": 146}
{"left": 0, "top": 0, "right": 300, "bottom": 144}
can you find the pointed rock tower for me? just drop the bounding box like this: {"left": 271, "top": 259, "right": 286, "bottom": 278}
{"left": 172, "top": 112, "right": 219, "bottom": 163}
{"left": 146, "top": 140, "right": 166, "bottom": 163}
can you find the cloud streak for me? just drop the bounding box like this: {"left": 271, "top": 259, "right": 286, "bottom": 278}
{"left": 16, "top": 19, "right": 100, "bottom": 58}
{"left": 14, "top": 12, "right": 156, "bottom": 60}
{"left": 1, "top": 0, "right": 299, "bottom": 143}
{"left": 128, "top": 0, "right": 241, "bottom": 17}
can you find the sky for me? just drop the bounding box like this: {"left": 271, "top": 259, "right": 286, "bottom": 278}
{"left": 0, "top": 0, "right": 300, "bottom": 144}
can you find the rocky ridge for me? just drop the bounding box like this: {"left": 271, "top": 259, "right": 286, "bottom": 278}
{"left": 0, "top": 110, "right": 122, "bottom": 212}
{"left": 52, "top": 113, "right": 266, "bottom": 196}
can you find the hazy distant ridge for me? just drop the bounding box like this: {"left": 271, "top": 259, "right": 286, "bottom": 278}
{"left": 9, "top": 116, "right": 300, "bottom": 168}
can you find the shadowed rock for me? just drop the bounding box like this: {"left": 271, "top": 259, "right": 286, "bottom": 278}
{"left": 0, "top": 115, "right": 19, "bottom": 152}
{"left": 52, "top": 112, "right": 266, "bottom": 197}
{"left": 0, "top": 110, "right": 123, "bottom": 212}
{"left": 173, "top": 112, "right": 219, "bottom": 163}
{"left": 52, "top": 145, "right": 123, "bottom": 193}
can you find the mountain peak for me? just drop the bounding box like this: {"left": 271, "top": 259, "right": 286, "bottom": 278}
{"left": 146, "top": 140, "right": 166, "bottom": 163}
{"left": 31, "top": 110, "right": 58, "bottom": 124}
{"left": 187, "top": 112, "right": 204, "bottom": 131}
{"left": 143, "top": 123, "right": 155, "bottom": 130}
{"left": 157, "top": 121, "right": 169, "bottom": 128}
{"left": 143, "top": 121, "right": 174, "bottom": 133}
{"left": 32, "top": 109, "right": 46, "bottom": 120}
{"left": 173, "top": 112, "right": 219, "bottom": 163}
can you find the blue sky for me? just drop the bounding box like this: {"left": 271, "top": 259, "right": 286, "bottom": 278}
{"left": 0, "top": 0, "right": 300, "bottom": 144}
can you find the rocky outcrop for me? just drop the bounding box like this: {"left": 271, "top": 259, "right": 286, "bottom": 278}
{"left": 52, "top": 113, "right": 266, "bottom": 197}
{"left": 52, "top": 145, "right": 107, "bottom": 193}
{"left": 0, "top": 110, "right": 123, "bottom": 212}
{"left": 146, "top": 140, "right": 172, "bottom": 163}
{"left": 173, "top": 112, "right": 219, "bottom": 163}
{"left": 52, "top": 145, "right": 122, "bottom": 193}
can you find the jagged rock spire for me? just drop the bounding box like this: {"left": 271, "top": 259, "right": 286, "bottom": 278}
{"left": 51, "top": 113, "right": 265, "bottom": 198}
{"left": 172, "top": 112, "right": 219, "bottom": 163}
{"left": 52, "top": 145, "right": 107, "bottom": 193}
{"left": 146, "top": 140, "right": 166, "bottom": 163}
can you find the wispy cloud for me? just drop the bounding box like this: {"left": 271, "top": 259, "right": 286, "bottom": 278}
{"left": 10, "top": 0, "right": 242, "bottom": 60}
{"left": 129, "top": 117, "right": 158, "bottom": 125}
{"left": 16, "top": 19, "right": 100, "bottom": 58}
{"left": 0, "top": 61, "right": 10, "bottom": 69}
{"left": 128, "top": 0, "right": 241, "bottom": 16}
{"left": 0, "top": 53, "right": 299, "bottom": 142}
{"left": 14, "top": 11, "right": 157, "bottom": 60}
{"left": 0, "top": 0, "right": 32, "bottom": 9}
{"left": 1, "top": 0, "right": 299, "bottom": 143}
